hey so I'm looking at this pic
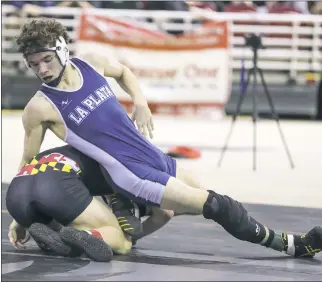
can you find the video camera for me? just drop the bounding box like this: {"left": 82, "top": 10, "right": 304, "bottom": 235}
{"left": 244, "top": 33, "right": 264, "bottom": 50}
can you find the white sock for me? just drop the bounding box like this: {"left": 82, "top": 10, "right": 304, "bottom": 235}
{"left": 285, "top": 234, "right": 295, "bottom": 256}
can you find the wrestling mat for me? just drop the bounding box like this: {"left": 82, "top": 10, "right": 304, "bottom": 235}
{"left": 2, "top": 183, "right": 322, "bottom": 281}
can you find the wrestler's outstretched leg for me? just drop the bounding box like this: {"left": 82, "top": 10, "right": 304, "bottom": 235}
{"left": 160, "top": 176, "right": 322, "bottom": 258}
{"left": 98, "top": 158, "right": 321, "bottom": 258}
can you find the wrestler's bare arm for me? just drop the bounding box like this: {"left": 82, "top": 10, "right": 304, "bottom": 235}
{"left": 80, "top": 53, "right": 154, "bottom": 138}
{"left": 19, "top": 95, "right": 48, "bottom": 170}
{"left": 80, "top": 53, "right": 145, "bottom": 103}
{"left": 19, "top": 93, "right": 67, "bottom": 171}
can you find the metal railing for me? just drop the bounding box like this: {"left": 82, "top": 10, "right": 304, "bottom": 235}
{"left": 2, "top": 4, "right": 321, "bottom": 84}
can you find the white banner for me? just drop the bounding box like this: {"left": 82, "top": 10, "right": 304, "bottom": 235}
{"left": 77, "top": 12, "right": 232, "bottom": 116}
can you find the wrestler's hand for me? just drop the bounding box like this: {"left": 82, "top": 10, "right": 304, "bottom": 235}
{"left": 8, "top": 220, "right": 30, "bottom": 249}
{"left": 131, "top": 97, "right": 154, "bottom": 139}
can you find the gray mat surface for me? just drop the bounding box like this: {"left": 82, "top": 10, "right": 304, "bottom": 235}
{"left": 2, "top": 183, "right": 322, "bottom": 281}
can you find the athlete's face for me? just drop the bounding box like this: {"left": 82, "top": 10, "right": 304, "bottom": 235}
{"left": 26, "top": 51, "right": 63, "bottom": 83}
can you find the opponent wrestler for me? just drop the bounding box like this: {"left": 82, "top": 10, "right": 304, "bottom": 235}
{"left": 7, "top": 145, "right": 173, "bottom": 261}
{"left": 14, "top": 18, "right": 321, "bottom": 260}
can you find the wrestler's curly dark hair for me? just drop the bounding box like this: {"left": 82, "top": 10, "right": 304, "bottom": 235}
{"left": 16, "top": 18, "right": 70, "bottom": 55}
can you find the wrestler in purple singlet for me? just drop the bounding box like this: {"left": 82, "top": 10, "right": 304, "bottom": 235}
{"left": 39, "top": 57, "right": 176, "bottom": 205}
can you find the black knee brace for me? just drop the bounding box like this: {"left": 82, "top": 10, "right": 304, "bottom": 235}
{"left": 203, "top": 191, "right": 274, "bottom": 244}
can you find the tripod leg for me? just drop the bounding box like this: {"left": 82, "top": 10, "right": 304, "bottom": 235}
{"left": 252, "top": 69, "right": 258, "bottom": 171}
{"left": 232, "top": 68, "right": 254, "bottom": 122}
{"left": 257, "top": 68, "right": 295, "bottom": 169}
{"left": 217, "top": 68, "right": 254, "bottom": 167}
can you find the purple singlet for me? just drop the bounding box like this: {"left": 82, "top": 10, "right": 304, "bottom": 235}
{"left": 39, "top": 57, "right": 176, "bottom": 205}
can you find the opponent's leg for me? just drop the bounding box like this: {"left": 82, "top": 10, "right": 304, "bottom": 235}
{"left": 29, "top": 223, "right": 82, "bottom": 257}
{"left": 59, "top": 198, "right": 132, "bottom": 261}
{"left": 99, "top": 165, "right": 144, "bottom": 238}
{"left": 6, "top": 176, "right": 78, "bottom": 256}
{"left": 133, "top": 206, "right": 174, "bottom": 244}
{"left": 47, "top": 220, "right": 63, "bottom": 232}
{"left": 108, "top": 193, "right": 144, "bottom": 238}
{"left": 68, "top": 197, "right": 132, "bottom": 255}
{"left": 161, "top": 177, "right": 322, "bottom": 258}
{"left": 33, "top": 173, "right": 130, "bottom": 260}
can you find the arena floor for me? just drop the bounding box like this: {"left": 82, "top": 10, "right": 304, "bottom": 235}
{"left": 2, "top": 113, "right": 322, "bottom": 280}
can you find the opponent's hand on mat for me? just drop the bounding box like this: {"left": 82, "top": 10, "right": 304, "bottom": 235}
{"left": 132, "top": 98, "right": 154, "bottom": 139}
{"left": 8, "top": 220, "right": 30, "bottom": 249}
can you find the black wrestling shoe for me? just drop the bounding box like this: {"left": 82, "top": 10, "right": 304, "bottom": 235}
{"left": 109, "top": 194, "right": 143, "bottom": 239}
{"left": 29, "top": 223, "right": 82, "bottom": 257}
{"left": 59, "top": 227, "right": 113, "bottom": 262}
{"left": 282, "top": 226, "right": 322, "bottom": 258}
{"left": 132, "top": 238, "right": 138, "bottom": 247}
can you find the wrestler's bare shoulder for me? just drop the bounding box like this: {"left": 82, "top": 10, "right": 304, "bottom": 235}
{"left": 79, "top": 53, "right": 105, "bottom": 75}
{"left": 24, "top": 92, "right": 54, "bottom": 120}
{"left": 78, "top": 53, "right": 123, "bottom": 79}
{"left": 23, "top": 91, "right": 57, "bottom": 122}
{"left": 23, "top": 92, "right": 66, "bottom": 139}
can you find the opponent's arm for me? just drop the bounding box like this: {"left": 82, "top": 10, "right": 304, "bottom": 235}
{"left": 10, "top": 134, "right": 44, "bottom": 249}
{"left": 8, "top": 219, "right": 30, "bottom": 249}
{"left": 18, "top": 99, "right": 47, "bottom": 170}
{"left": 9, "top": 99, "right": 46, "bottom": 248}
{"left": 136, "top": 208, "right": 174, "bottom": 241}
{"left": 81, "top": 53, "right": 154, "bottom": 138}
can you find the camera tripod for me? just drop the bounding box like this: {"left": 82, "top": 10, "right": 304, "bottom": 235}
{"left": 217, "top": 42, "right": 295, "bottom": 170}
